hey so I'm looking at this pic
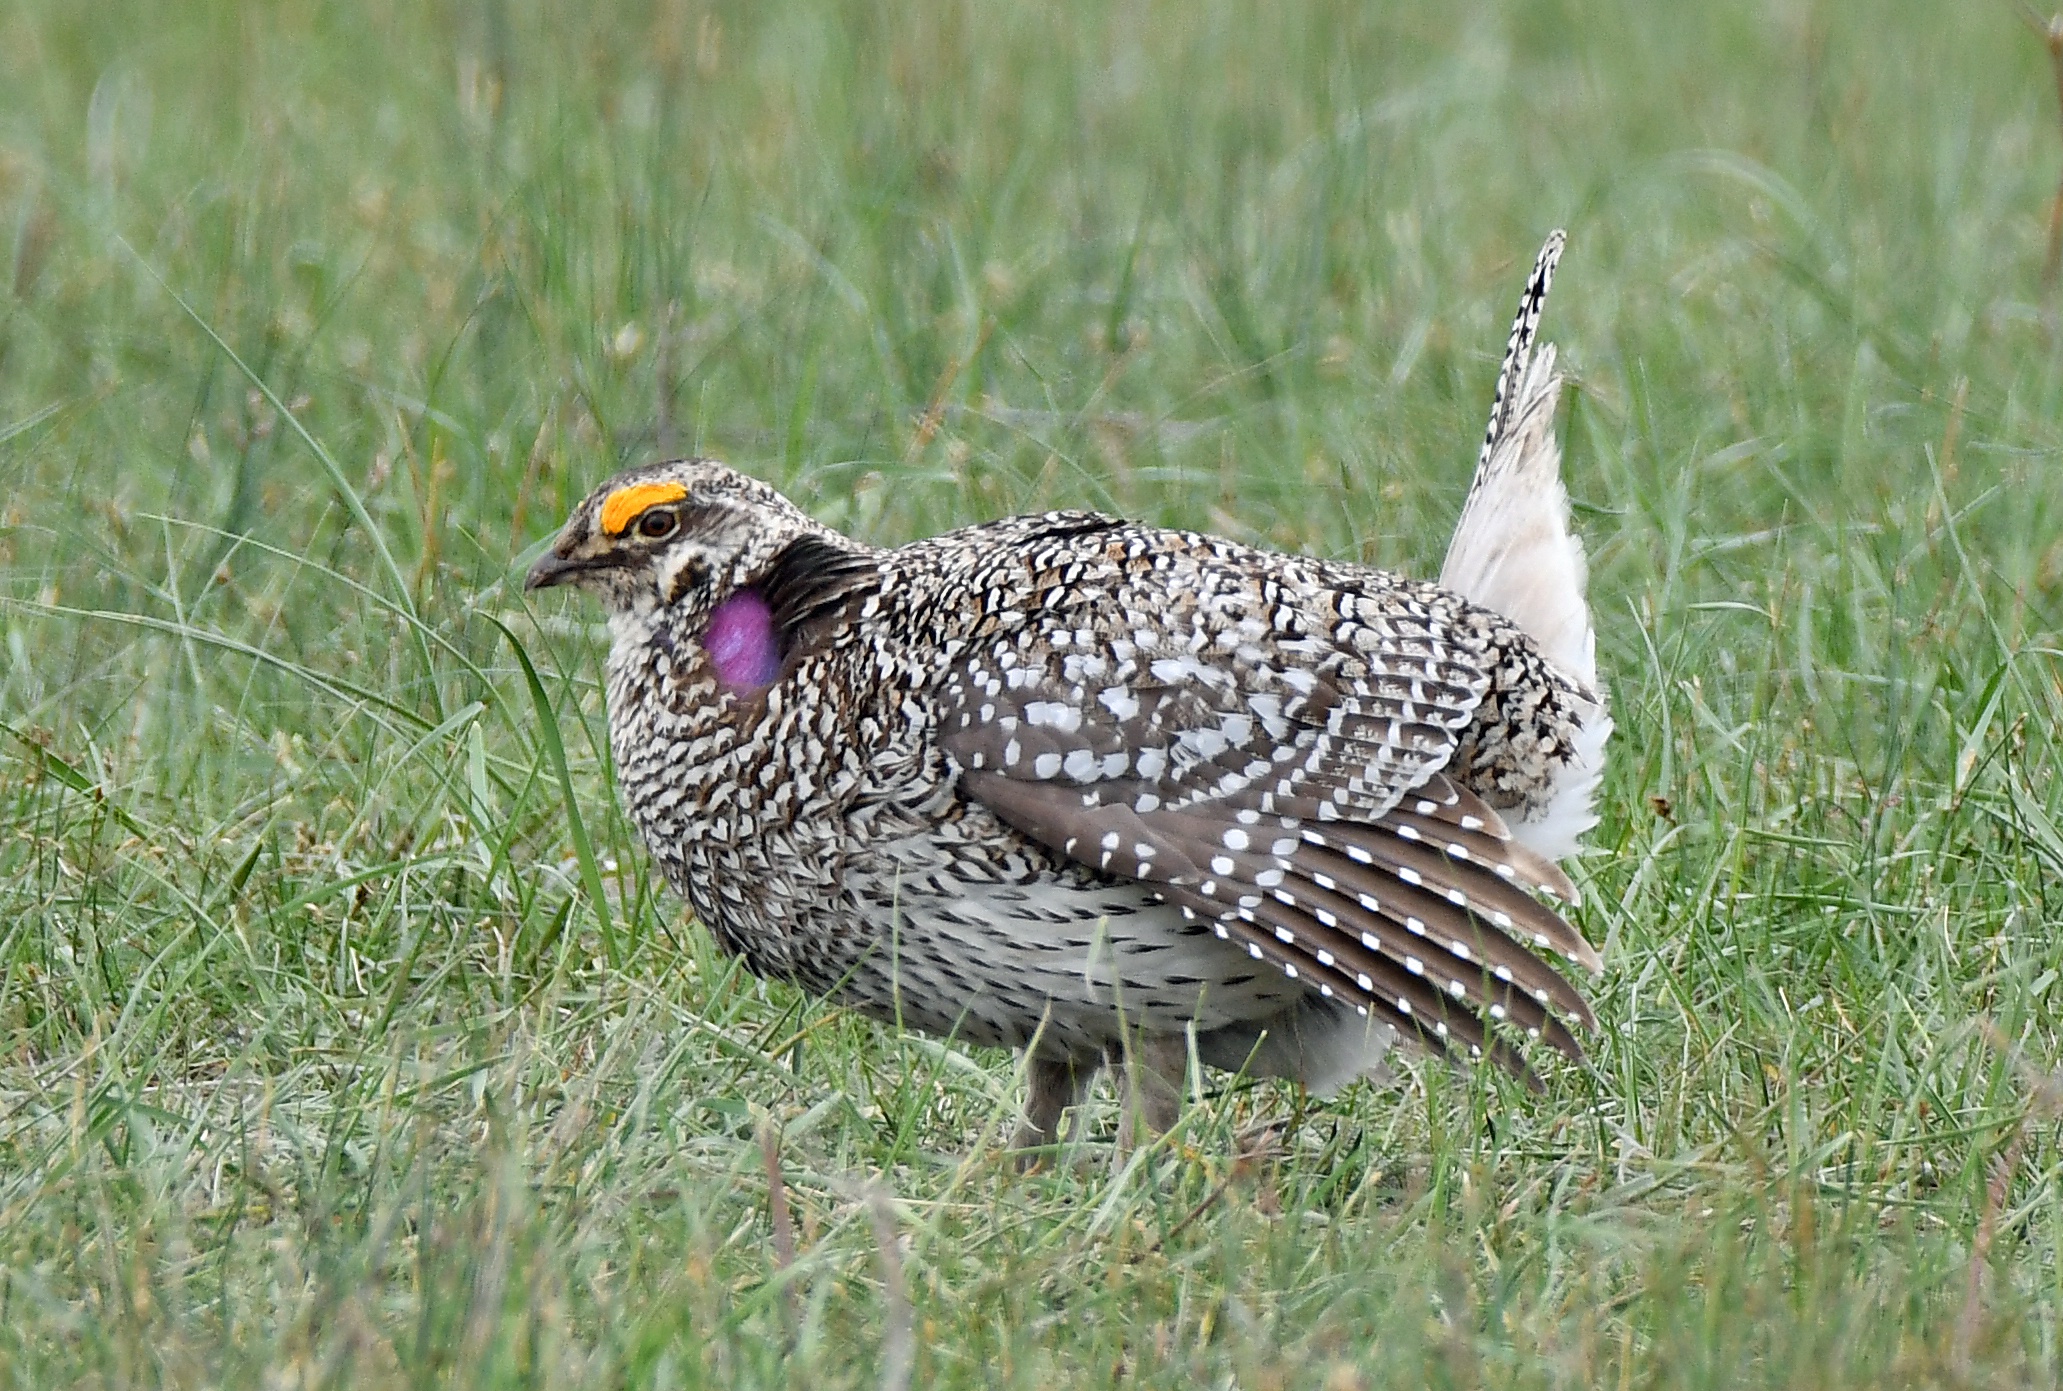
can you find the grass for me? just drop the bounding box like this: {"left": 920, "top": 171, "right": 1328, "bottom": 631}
{"left": 3, "top": 0, "right": 2063, "bottom": 1384}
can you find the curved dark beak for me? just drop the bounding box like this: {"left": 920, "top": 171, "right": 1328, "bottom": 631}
{"left": 525, "top": 551, "right": 583, "bottom": 591}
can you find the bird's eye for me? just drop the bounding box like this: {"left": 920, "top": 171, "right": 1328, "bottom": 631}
{"left": 636, "top": 508, "right": 680, "bottom": 541}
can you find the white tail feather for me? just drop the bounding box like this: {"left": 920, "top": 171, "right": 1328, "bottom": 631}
{"left": 1440, "top": 232, "right": 1609, "bottom": 861}
{"left": 1439, "top": 231, "right": 1598, "bottom": 688}
{"left": 1515, "top": 703, "right": 1610, "bottom": 861}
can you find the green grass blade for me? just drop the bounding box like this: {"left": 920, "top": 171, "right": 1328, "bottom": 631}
{"left": 115, "top": 235, "right": 447, "bottom": 720}
{"left": 488, "top": 613, "right": 617, "bottom": 967}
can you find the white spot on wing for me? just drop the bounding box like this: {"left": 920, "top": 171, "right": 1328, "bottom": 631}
{"left": 1024, "top": 700, "right": 1081, "bottom": 732}
{"left": 1098, "top": 687, "right": 1140, "bottom": 720}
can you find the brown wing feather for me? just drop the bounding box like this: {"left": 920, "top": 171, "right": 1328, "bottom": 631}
{"left": 960, "top": 765, "right": 1594, "bottom": 1076}
{"left": 937, "top": 535, "right": 1599, "bottom": 1081}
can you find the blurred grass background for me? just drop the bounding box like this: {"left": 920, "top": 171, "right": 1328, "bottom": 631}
{"left": 5, "top": 0, "right": 2063, "bottom": 1385}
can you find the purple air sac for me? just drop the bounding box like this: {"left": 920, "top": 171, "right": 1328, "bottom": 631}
{"left": 702, "top": 591, "right": 784, "bottom": 692}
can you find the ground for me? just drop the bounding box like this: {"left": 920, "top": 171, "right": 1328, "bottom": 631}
{"left": 3, "top": 1, "right": 2063, "bottom": 1386}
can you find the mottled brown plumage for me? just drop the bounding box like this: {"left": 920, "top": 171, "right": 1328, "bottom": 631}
{"left": 527, "top": 234, "right": 1607, "bottom": 1147}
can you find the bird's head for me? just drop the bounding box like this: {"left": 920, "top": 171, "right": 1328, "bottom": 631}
{"left": 525, "top": 460, "right": 834, "bottom": 674}
{"left": 526, "top": 459, "right": 823, "bottom": 608}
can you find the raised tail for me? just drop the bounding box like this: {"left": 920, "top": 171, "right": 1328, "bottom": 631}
{"left": 1441, "top": 232, "right": 1608, "bottom": 861}
{"left": 1438, "top": 231, "right": 1597, "bottom": 689}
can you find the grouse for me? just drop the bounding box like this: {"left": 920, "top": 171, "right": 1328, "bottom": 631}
{"left": 526, "top": 233, "right": 1609, "bottom": 1149}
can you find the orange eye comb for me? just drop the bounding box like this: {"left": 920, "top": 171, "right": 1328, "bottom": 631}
{"left": 600, "top": 481, "right": 689, "bottom": 536}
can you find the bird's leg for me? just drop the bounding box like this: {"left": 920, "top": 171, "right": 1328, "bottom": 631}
{"left": 1114, "top": 1030, "right": 1189, "bottom": 1152}
{"left": 1012, "top": 1052, "right": 1097, "bottom": 1155}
